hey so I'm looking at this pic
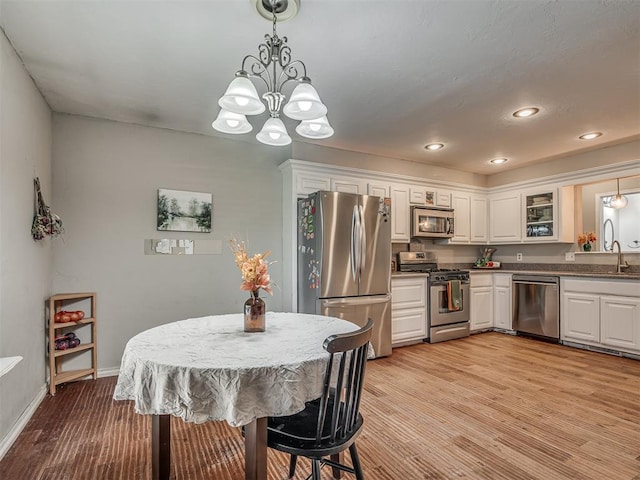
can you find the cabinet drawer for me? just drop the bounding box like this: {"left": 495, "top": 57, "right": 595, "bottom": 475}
{"left": 494, "top": 273, "right": 512, "bottom": 287}
{"left": 391, "top": 278, "right": 427, "bottom": 309}
{"left": 392, "top": 308, "right": 427, "bottom": 343}
{"left": 409, "top": 187, "right": 427, "bottom": 205}
{"left": 470, "top": 273, "right": 493, "bottom": 287}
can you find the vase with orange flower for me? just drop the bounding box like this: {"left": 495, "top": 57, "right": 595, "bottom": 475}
{"left": 230, "top": 238, "right": 273, "bottom": 332}
{"left": 577, "top": 232, "right": 597, "bottom": 252}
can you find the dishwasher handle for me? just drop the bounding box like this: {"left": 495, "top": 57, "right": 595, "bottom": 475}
{"left": 512, "top": 275, "right": 559, "bottom": 285}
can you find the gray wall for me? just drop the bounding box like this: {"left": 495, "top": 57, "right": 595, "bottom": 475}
{"left": 0, "top": 30, "right": 52, "bottom": 444}
{"left": 51, "top": 114, "right": 288, "bottom": 371}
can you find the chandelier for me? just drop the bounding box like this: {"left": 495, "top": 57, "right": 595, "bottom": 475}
{"left": 603, "top": 178, "right": 628, "bottom": 209}
{"left": 212, "top": 0, "right": 333, "bottom": 146}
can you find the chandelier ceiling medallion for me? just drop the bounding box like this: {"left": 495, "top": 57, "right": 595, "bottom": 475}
{"left": 212, "top": 0, "right": 333, "bottom": 146}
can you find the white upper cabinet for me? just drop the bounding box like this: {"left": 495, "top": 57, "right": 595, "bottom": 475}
{"left": 470, "top": 196, "right": 488, "bottom": 242}
{"left": 436, "top": 191, "right": 451, "bottom": 208}
{"left": 489, "top": 193, "right": 522, "bottom": 243}
{"left": 390, "top": 184, "right": 411, "bottom": 243}
{"left": 296, "top": 172, "right": 331, "bottom": 196}
{"left": 449, "top": 192, "right": 487, "bottom": 244}
{"left": 331, "top": 177, "right": 367, "bottom": 195}
{"left": 521, "top": 186, "right": 574, "bottom": 243}
{"left": 451, "top": 192, "right": 471, "bottom": 243}
{"left": 409, "top": 186, "right": 428, "bottom": 205}
{"left": 368, "top": 183, "right": 390, "bottom": 198}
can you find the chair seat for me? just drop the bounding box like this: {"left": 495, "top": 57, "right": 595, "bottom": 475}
{"left": 268, "top": 397, "right": 364, "bottom": 457}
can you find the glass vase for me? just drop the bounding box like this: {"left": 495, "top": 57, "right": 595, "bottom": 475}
{"left": 583, "top": 243, "right": 592, "bottom": 252}
{"left": 244, "top": 290, "right": 266, "bottom": 332}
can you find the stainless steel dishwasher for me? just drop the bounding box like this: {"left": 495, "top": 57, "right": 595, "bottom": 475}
{"left": 512, "top": 275, "right": 559, "bottom": 341}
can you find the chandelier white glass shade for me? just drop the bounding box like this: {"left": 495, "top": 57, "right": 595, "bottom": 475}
{"left": 256, "top": 117, "right": 292, "bottom": 146}
{"left": 296, "top": 116, "right": 334, "bottom": 139}
{"left": 212, "top": 0, "right": 333, "bottom": 146}
{"left": 211, "top": 109, "right": 253, "bottom": 134}
{"left": 609, "top": 178, "right": 628, "bottom": 209}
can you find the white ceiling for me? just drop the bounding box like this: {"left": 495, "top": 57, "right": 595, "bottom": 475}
{"left": 1, "top": 0, "right": 639, "bottom": 175}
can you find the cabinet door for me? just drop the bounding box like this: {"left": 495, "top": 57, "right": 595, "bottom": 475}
{"left": 470, "top": 196, "right": 488, "bottom": 242}
{"left": 494, "top": 284, "right": 512, "bottom": 329}
{"left": 436, "top": 191, "right": 451, "bottom": 208}
{"left": 391, "top": 276, "right": 427, "bottom": 344}
{"left": 390, "top": 185, "right": 410, "bottom": 242}
{"left": 489, "top": 193, "right": 522, "bottom": 242}
{"left": 470, "top": 287, "right": 493, "bottom": 331}
{"left": 562, "top": 292, "right": 600, "bottom": 343}
{"left": 296, "top": 173, "right": 331, "bottom": 196}
{"left": 409, "top": 186, "right": 427, "bottom": 205}
{"left": 331, "top": 177, "right": 367, "bottom": 194}
{"left": 368, "top": 183, "right": 389, "bottom": 198}
{"left": 391, "top": 308, "right": 428, "bottom": 344}
{"left": 392, "top": 277, "right": 427, "bottom": 309}
{"left": 600, "top": 296, "right": 640, "bottom": 351}
{"left": 451, "top": 192, "right": 470, "bottom": 243}
{"left": 522, "top": 189, "right": 557, "bottom": 242}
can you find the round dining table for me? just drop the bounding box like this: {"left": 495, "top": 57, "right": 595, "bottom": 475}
{"left": 113, "top": 312, "right": 359, "bottom": 480}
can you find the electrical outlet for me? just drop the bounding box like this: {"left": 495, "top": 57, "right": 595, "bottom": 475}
{"left": 516, "top": 253, "right": 523, "bottom": 262}
{"left": 565, "top": 252, "right": 576, "bottom": 261}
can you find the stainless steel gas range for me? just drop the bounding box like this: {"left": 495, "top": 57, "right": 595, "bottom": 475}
{"left": 397, "top": 252, "right": 470, "bottom": 343}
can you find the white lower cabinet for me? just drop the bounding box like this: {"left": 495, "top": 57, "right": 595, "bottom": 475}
{"left": 561, "top": 278, "right": 640, "bottom": 354}
{"left": 562, "top": 292, "right": 600, "bottom": 343}
{"left": 600, "top": 295, "right": 640, "bottom": 351}
{"left": 470, "top": 273, "right": 493, "bottom": 331}
{"left": 391, "top": 276, "right": 428, "bottom": 345}
{"left": 493, "top": 274, "right": 512, "bottom": 330}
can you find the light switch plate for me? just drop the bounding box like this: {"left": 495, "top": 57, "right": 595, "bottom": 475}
{"left": 565, "top": 252, "right": 576, "bottom": 261}
{"left": 516, "top": 253, "right": 523, "bottom": 261}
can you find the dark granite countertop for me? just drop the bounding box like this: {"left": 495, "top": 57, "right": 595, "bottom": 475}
{"left": 392, "top": 263, "right": 640, "bottom": 280}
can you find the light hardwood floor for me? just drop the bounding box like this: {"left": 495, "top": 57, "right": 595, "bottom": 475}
{"left": 1, "top": 332, "right": 639, "bottom": 479}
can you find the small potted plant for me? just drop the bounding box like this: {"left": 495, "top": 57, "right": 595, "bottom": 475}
{"left": 577, "top": 232, "right": 597, "bottom": 252}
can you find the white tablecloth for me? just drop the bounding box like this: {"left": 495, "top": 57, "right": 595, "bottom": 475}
{"left": 113, "top": 312, "right": 358, "bottom": 427}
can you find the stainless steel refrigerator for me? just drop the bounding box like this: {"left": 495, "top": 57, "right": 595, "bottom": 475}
{"left": 298, "top": 191, "right": 392, "bottom": 357}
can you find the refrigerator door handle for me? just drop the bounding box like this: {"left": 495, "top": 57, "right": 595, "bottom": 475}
{"left": 320, "top": 294, "right": 391, "bottom": 307}
{"left": 351, "top": 205, "right": 358, "bottom": 282}
{"left": 358, "top": 204, "right": 366, "bottom": 272}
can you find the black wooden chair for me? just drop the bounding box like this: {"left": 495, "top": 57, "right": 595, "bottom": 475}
{"left": 267, "top": 319, "right": 373, "bottom": 480}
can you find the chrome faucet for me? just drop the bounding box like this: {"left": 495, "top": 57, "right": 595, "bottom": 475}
{"left": 611, "top": 240, "right": 630, "bottom": 273}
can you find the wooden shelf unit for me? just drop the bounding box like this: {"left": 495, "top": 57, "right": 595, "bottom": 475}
{"left": 48, "top": 292, "right": 97, "bottom": 395}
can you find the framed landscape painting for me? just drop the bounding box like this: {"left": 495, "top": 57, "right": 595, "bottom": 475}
{"left": 157, "top": 189, "right": 212, "bottom": 232}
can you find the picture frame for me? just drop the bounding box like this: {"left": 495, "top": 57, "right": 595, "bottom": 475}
{"left": 425, "top": 191, "right": 436, "bottom": 206}
{"left": 157, "top": 188, "right": 212, "bottom": 233}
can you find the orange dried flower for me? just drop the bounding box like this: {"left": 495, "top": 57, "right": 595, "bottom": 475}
{"left": 229, "top": 238, "right": 273, "bottom": 295}
{"left": 577, "top": 232, "right": 596, "bottom": 245}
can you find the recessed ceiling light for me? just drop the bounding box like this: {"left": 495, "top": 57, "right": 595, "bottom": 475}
{"left": 490, "top": 158, "right": 508, "bottom": 165}
{"left": 425, "top": 143, "right": 445, "bottom": 151}
{"left": 513, "top": 107, "right": 540, "bottom": 118}
{"left": 578, "top": 132, "right": 602, "bottom": 140}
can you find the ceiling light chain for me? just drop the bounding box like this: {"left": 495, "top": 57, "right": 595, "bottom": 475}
{"left": 212, "top": 0, "right": 333, "bottom": 146}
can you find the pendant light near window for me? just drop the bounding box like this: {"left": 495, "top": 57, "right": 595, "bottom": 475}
{"left": 609, "top": 178, "right": 628, "bottom": 209}
{"left": 212, "top": 0, "right": 333, "bottom": 146}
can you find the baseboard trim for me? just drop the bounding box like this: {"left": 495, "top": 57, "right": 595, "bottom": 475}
{"left": 0, "top": 384, "right": 47, "bottom": 461}
{"left": 97, "top": 366, "right": 119, "bottom": 378}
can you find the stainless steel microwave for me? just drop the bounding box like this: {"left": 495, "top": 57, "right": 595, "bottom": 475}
{"left": 411, "top": 207, "right": 455, "bottom": 238}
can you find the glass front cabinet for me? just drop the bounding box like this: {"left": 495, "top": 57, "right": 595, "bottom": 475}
{"left": 522, "top": 187, "right": 574, "bottom": 243}
{"left": 525, "top": 191, "right": 555, "bottom": 240}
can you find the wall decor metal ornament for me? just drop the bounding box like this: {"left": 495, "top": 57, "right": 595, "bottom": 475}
{"left": 157, "top": 189, "right": 212, "bottom": 233}
{"left": 31, "top": 177, "right": 64, "bottom": 241}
